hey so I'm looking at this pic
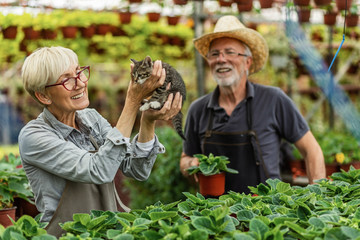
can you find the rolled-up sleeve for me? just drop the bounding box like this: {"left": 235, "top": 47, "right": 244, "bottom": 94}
{"left": 119, "top": 133, "right": 165, "bottom": 181}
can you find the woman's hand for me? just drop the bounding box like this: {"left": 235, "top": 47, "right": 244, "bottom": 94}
{"left": 142, "top": 92, "right": 182, "bottom": 123}
{"left": 127, "top": 60, "right": 166, "bottom": 105}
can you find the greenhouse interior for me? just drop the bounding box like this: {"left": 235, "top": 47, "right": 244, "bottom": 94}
{"left": 1, "top": 0, "right": 360, "bottom": 239}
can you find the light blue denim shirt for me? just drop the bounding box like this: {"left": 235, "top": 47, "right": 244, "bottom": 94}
{"left": 18, "top": 108, "right": 165, "bottom": 222}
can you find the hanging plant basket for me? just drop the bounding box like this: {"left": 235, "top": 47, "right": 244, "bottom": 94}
{"left": 236, "top": 1, "right": 253, "bottom": 12}
{"left": 173, "top": 0, "right": 188, "bottom": 5}
{"left": 0, "top": 207, "right": 16, "bottom": 227}
{"left": 147, "top": 12, "right": 161, "bottom": 22}
{"left": 80, "top": 25, "right": 96, "bottom": 38}
{"left": 259, "top": 0, "right": 273, "bottom": 9}
{"left": 324, "top": 12, "right": 338, "bottom": 26}
{"left": 129, "top": 0, "right": 142, "bottom": 3}
{"left": 293, "top": 0, "right": 310, "bottom": 6}
{"left": 61, "top": 26, "right": 78, "bottom": 39}
{"left": 119, "top": 12, "right": 132, "bottom": 24}
{"left": 96, "top": 24, "right": 112, "bottom": 35}
{"left": 346, "top": 14, "right": 359, "bottom": 27}
{"left": 198, "top": 172, "right": 225, "bottom": 197}
{"left": 2, "top": 26, "right": 18, "bottom": 39}
{"left": 336, "top": 0, "right": 352, "bottom": 11}
{"left": 314, "top": 0, "right": 331, "bottom": 7}
{"left": 297, "top": 8, "right": 311, "bottom": 23}
{"left": 41, "top": 29, "right": 57, "bottom": 40}
{"left": 218, "top": 0, "right": 233, "bottom": 7}
{"left": 22, "top": 27, "right": 40, "bottom": 40}
{"left": 167, "top": 16, "right": 181, "bottom": 26}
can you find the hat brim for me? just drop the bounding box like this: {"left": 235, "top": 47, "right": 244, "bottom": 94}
{"left": 194, "top": 29, "right": 269, "bottom": 74}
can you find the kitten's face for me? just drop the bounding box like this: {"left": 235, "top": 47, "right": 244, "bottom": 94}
{"left": 131, "top": 56, "right": 153, "bottom": 84}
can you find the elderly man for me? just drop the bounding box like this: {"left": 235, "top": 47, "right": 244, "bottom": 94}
{"left": 180, "top": 15, "right": 325, "bottom": 194}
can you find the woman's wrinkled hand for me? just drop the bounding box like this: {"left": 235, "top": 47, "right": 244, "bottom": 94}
{"left": 127, "top": 60, "right": 165, "bottom": 104}
{"left": 142, "top": 92, "right": 182, "bottom": 122}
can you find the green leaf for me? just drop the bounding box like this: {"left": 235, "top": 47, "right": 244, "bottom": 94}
{"left": 190, "top": 216, "right": 216, "bottom": 235}
{"left": 249, "top": 218, "right": 269, "bottom": 240}
{"left": 340, "top": 226, "right": 360, "bottom": 239}
{"left": 116, "top": 213, "right": 137, "bottom": 222}
{"left": 32, "top": 234, "right": 57, "bottom": 240}
{"left": 149, "top": 211, "right": 177, "bottom": 221}
{"left": 133, "top": 218, "right": 152, "bottom": 227}
{"left": 309, "top": 217, "right": 326, "bottom": 229}
{"left": 236, "top": 210, "right": 256, "bottom": 221}
{"left": 73, "top": 213, "right": 91, "bottom": 226}
{"left": 324, "top": 228, "right": 348, "bottom": 240}
{"left": 106, "top": 229, "right": 123, "bottom": 239}
{"left": 87, "top": 215, "right": 108, "bottom": 229}
{"left": 142, "top": 230, "right": 163, "bottom": 240}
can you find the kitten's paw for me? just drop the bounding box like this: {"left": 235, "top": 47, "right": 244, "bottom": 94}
{"left": 140, "top": 103, "right": 150, "bottom": 111}
{"left": 150, "top": 101, "right": 161, "bottom": 110}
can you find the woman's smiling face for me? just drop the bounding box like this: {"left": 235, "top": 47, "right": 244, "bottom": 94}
{"left": 46, "top": 64, "right": 90, "bottom": 117}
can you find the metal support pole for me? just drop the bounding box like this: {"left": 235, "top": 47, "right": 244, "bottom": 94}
{"left": 193, "top": 1, "right": 205, "bottom": 97}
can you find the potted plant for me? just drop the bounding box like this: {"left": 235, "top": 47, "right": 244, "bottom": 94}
{"left": 187, "top": 153, "right": 239, "bottom": 197}
{"left": 0, "top": 13, "right": 22, "bottom": 39}
{"left": 0, "top": 155, "right": 34, "bottom": 227}
{"left": 34, "top": 13, "right": 58, "bottom": 39}
{"left": 322, "top": 3, "right": 338, "bottom": 26}
{"left": 236, "top": 0, "right": 253, "bottom": 12}
{"left": 345, "top": 4, "right": 359, "bottom": 27}
{"left": 336, "top": 0, "right": 353, "bottom": 11}
{"left": 19, "top": 13, "right": 40, "bottom": 40}
{"left": 118, "top": 2, "right": 133, "bottom": 24}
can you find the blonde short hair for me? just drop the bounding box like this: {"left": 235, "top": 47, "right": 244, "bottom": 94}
{"left": 21, "top": 46, "right": 79, "bottom": 104}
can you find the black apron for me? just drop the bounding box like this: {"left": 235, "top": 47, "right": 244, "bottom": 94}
{"left": 201, "top": 99, "right": 269, "bottom": 194}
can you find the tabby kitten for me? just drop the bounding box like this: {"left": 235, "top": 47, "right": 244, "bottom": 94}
{"left": 131, "top": 56, "right": 186, "bottom": 140}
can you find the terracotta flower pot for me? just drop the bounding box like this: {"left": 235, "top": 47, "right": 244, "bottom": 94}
{"left": 96, "top": 24, "right": 112, "bottom": 35}
{"left": 326, "top": 163, "right": 339, "bottom": 177}
{"left": 346, "top": 14, "right": 359, "bottom": 27}
{"left": 340, "top": 161, "right": 360, "bottom": 171}
{"left": 314, "top": 0, "right": 331, "bottom": 6}
{"left": 219, "top": 0, "right": 233, "bottom": 7}
{"left": 297, "top": 9, "right": 311, "bottom": 23}
{"left": 0, "top": 207, "right": 16, "bottom": 227}
{"left": 198, "top": 172, "right": 225, "bottom": 197}
{"left": 22, "top": 27, "right": 40, "bottom": 40}
{"left": 259, "top": 0, "right": 273, "bottom": 8}
{"left": 293, "top": 0, "right": 310, "bottom": 6}
{"left": 41, "top": 29, "right": 57, "bottom": 40}
{"left": 14, "top": 198, "right": 39, "bottom": 218}
{"left": 236, "top": 1, "right": 253, "bottom": 12}
{"left": 2, "top": 26, "right": 18, "bottom": 39}
{"left": 324, "top": 12, "right": 338, "bottom": 26}
{"left": 173, "top": 0, "right": 188, "bottom": 5}
{"left": 147, "top": 12, "right": 161, "bottom": 22}
{"left": 167, "top": 16, "right": 181, "bottom": 26}
{"left": 80, "top": 25, "right": 96, "bottom": 38}
{"left": 61, "top": 26, "right": 78, "bottom": 39}
{"left": 336, "top": 0, "right": 352, "bottom": 11}
{"left": 119, "top": 12, "right": 132, "bottom": 24}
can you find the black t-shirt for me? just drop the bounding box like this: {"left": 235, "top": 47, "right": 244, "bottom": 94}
{"left": 183, "top": 81, "right": 309, "bottom": 179}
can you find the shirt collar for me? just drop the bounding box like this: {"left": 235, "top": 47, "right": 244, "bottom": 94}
{"left": 207, "top": 81, "right": 255, "bottom": 110}
{"left": 42, "top": 108, "right": 89, "bottom": 139}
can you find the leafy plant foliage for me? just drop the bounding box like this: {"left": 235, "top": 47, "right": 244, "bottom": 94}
{"left": 187, "top": 153, "right": 239, "bottom": 176}
{"left": 3, "top": 167, "right": 360, "bottom": 239}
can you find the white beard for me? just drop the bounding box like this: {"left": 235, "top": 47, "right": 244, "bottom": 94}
{"left": 213, "top": 65, "right": 247, "bottom": 87}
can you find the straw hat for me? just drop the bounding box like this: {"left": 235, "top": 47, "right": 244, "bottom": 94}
{"left": 194, "top": 15, "right": 269, "bottom": 74}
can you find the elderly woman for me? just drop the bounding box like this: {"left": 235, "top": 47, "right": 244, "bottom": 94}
{"left": 19, "top": 46, "right": 182, "bottom": 236}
